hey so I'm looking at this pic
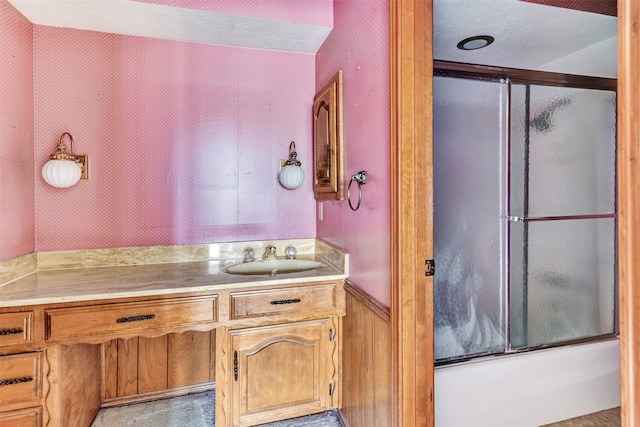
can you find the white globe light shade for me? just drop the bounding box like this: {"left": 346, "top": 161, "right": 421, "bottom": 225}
{"left": 279, "top": 164, "right": 304, "bottom": 189}
{"left": 42, "top": 159, "right": 82, "bottom": 188}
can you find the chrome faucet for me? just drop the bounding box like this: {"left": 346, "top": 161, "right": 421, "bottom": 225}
{"left": 263, "top": 245, "right": 277, "bottom": 259}
{"left": 243, "top": 248, "right": 255, "bottom": 263}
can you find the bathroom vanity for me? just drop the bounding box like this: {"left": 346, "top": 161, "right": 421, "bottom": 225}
{"left": 0, "top": 240, "right": 347, "bottom": 427}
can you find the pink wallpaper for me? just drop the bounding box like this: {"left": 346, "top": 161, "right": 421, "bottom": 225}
{"left": 315, "top": 0, "right": 390, "bottom": 306}
{"left": 0, "top": 0, "right": 34, "bottom": 262}
{"left": 2, "top": 0, "right": 390, "bottom": 302}
{"left": 34, "top": 27, "right": 316, "bottom": 251}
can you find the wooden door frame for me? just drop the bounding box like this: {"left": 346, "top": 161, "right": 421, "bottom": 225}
{"left": 390, "top": 0, "right": 639, "bottom": 426}
{"left": 617, "top": 1, "right": 639, "bottom": 425}
{"left": 390, "top": 1, "right": 434, "bottom": 426}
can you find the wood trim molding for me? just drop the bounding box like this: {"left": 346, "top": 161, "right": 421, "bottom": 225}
{"left": 617, "top": 1, "right": 640, "bottom": 425}
{"left": 344, "top": 280, "right": 389, "bottom": 322}
{"left": 390, "top": 0, "right": 434, "bottom": 426}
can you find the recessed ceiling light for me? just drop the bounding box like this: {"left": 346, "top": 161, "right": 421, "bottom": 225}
{"left": 457, "top": 35, "right": 495, "bottom": 51}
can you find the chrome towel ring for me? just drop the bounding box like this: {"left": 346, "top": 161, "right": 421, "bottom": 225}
{"left": 348, "top": 171, "right": 366, "bottom": 211}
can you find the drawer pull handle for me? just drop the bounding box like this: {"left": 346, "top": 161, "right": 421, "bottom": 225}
{"left": 0, "top": 328, "right": 23, "bottom": 336}
{"left": 0, "top": 377, "right": 33, "bottom": 387}
{"left": 270, "top": 298, "right": 301, "bottom": 305}
{"left": 116, "top": 314, "right": 155, "bottom": 323}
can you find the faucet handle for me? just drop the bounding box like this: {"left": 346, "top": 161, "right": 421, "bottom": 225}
{"left": 284, "top": 246, "right": 297, "bottom": 259}
{"left": 243, "top": 248, "right": 255, "bottom": 262}
{"left": 263, "top": 245, "right": 277, "bottom": 259}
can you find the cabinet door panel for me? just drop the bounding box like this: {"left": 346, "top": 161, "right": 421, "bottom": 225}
{"left": 245, "top": 340, "right": 318, "bottom": 411}
{"left": 0, "top": 406, "right": 42, "bottom": 427}
{"left": 230, "top": 320, "right": 330, "bottom": 426}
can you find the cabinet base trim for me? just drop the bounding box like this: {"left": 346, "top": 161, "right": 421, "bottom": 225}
{"left": 336, "top": 408, "right": 350, "bottom": 427}
{"left": 101, "top": 382, "right": 215, "bottom": 408}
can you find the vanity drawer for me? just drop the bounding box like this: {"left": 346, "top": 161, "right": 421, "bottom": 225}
{"left": 45, "top": 296, "right": 217, "bottom": 342}
{"left": 0, "top": 353, "right": 41, "bottom": 409}
{"left": 0, "top": 406, "right": 42, "bottom": 427}
{"left": 0, "top": 312, "right": 33, "bottom": 348}
{"left": 230, "top": 283, "right": 337, "bottom": 320}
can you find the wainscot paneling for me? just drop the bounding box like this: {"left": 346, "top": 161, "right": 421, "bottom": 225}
{"left": 340, "top": 281, "right": 391, "bottom": 427}
{"left": 102, "top": 330, "right": 215, "bottom": 405}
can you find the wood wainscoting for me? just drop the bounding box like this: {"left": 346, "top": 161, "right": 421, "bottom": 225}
{"left": 340, "top": 281, "right": 392, "bottom": 427}
{"left": 101, "top": 330, "right": 215, "bottom": 405}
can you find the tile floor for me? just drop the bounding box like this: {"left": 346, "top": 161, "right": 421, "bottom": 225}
{"left": 92, "top": 390, "right": 618, "bottom": 427}
{"left": 542, "top": 407, "right": 620, "bottom": 427}
{"left": 91, "top": 390, "right": 343, "bottom": 427}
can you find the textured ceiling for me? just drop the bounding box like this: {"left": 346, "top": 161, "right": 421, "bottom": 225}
{"left": 7, "top": 0, "right": 618, "bottom": 75}
{"left": 434, "top": 0, "right": 617, "bottom": 78}
{"left": 131, "top": 0, "right": 333, "bottom": 27}
{"left": 7, "top": 0, "right": 333, "bottom": 54}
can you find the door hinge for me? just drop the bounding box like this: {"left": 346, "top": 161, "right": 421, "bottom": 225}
{"left": 329, "top": 383, "right": 334, "bottom": 396}
{"left": 233, "top": 351, "right": 238, "bottom": 382}
{"left": 425, "top": 259, "right": 435, "bottom": 277}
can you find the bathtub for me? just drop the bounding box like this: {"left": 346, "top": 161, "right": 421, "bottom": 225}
{"left": 434, "top": 339, "right": 620, "bottom": 426}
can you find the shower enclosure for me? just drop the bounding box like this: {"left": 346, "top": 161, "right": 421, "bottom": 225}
{"left": 433, "top": 73, "right": 617, "bottom": 363}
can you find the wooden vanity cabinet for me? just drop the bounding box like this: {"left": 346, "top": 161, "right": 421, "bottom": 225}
{"left": 0, "top": 275, "right": 344, "bottom": 427}
{"left": 217, "top": 280, "right": 344, "bottom": 427}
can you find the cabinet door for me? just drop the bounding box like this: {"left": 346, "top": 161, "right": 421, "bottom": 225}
{"left": 0, "top": 407, "right": 42, "bottom": 427}
{"left": 230, "top": 320, "right": 331, "bottom": 426}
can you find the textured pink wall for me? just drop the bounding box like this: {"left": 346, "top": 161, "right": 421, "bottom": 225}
{"left": 315, "top": 0, "right": 390, "bottom": 306}
{"left": 0, "top": 0, "right": 34, "bottom": 262}
{"left": 34, "top": 27, "right": 316, "bottom": 251}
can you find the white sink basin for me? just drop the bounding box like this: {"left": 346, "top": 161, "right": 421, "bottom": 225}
{"left": 224, "top": 259, "right": 325, "bottom": 276}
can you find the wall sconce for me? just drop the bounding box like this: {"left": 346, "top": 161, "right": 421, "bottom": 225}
{"left": 41, "top": 132, "right": 88, "bottom": 188}
{"left": 279, "top": 141, "right": 304, "bottom": 190}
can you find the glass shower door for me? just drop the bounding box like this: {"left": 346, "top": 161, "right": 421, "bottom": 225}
{"left": 433, "top": 75, "right": 617, "bottom": 363}
{"left": 509, "top": 84, "right": 617, "bottom": 349}
{"left": 433, "top": 76, "right": 509, "bottom": 361}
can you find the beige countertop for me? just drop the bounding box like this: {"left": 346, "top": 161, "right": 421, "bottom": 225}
{"left": 0, "top": 239, "right": 348, "bottom": 308}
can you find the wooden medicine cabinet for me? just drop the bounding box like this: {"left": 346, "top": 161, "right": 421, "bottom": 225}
{"left": 313, "top": 70, "right": 344, "bottom": 200}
